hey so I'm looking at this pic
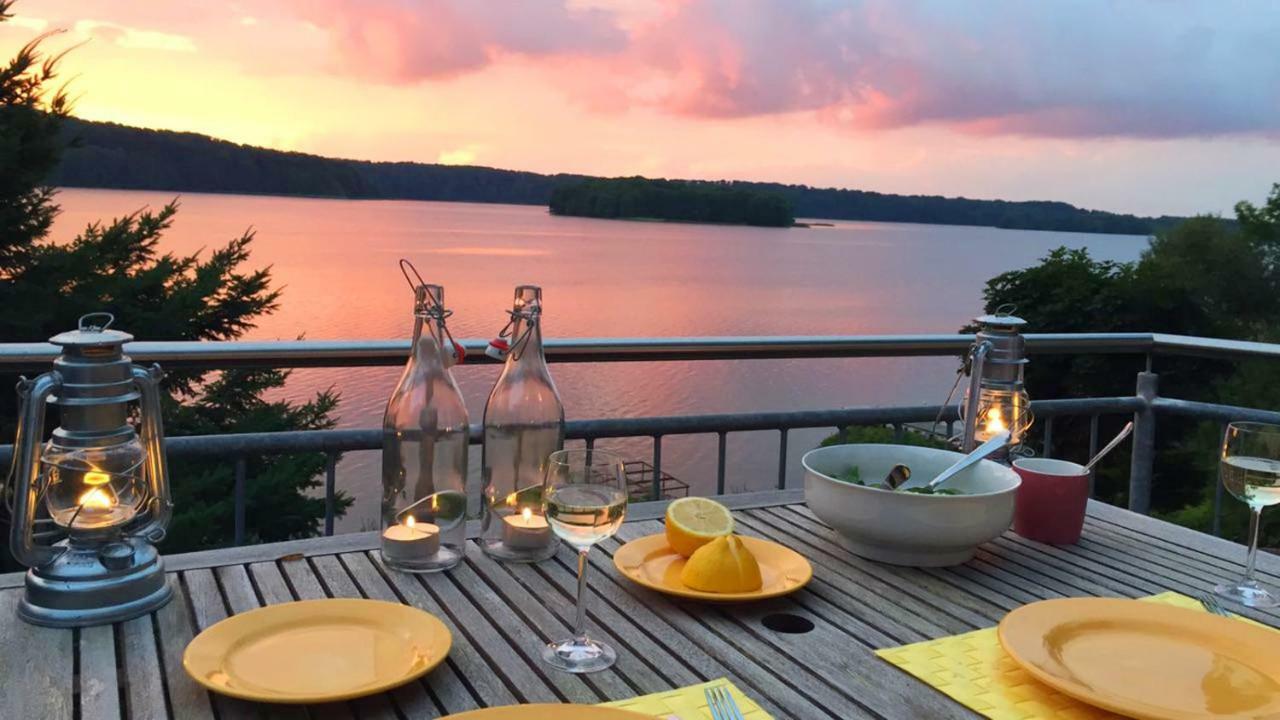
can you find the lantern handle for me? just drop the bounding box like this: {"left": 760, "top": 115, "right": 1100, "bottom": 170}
{"left": 960, "top": 340, "right": 992, "bottom": 452}
{"left": 78, "top": 312, "right": 115, "bottom": 332}
{"left": 128, "top": 364, "right": 172, "bottom": 543}
{"left": 8, "top": 373, "right": 65, "bottom": 568}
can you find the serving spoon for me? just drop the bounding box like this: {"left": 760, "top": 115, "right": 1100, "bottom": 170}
{"left": 1082, "top": 421, "right": 1134, "bottom": 472}
{"left": 884, "top": 431, "right": 1012, "bottom": 492}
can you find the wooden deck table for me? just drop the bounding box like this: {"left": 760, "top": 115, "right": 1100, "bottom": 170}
{"left": 3, "top": 489, "right": 1278, "bottom": 719}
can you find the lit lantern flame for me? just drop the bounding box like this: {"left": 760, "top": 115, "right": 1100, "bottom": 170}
{"left": 984, "top": 406, "right": 1009, "bottom": 436}
{"left": 85, "top": 470, "right": 110, "bottom": 486}
{"left": 521, "top": 507, "right": 533, "bottom": 522}
{"left": 405, "top": 515, "right": 416, "bottom": 529}
{"left": 78, "top": 487, "right": 114, "bottom": 510}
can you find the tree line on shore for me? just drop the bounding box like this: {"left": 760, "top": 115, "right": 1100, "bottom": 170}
{"left": 50, "top": 117, "right": 1181, "bottom": 235}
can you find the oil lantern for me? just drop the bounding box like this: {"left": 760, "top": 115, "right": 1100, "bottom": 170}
{"left": 959, "top": 312, "right": 1033, "bottom": 455}
{"left": 7, "top": 313, "right": 173, "bottom": 627}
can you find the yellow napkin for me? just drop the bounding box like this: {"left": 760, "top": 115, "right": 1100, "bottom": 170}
{"left": 875, "top": 591, "right": 1267, "bottom": 720}
{"left": 603, "top": 677, "right": 772, "bottom": 719}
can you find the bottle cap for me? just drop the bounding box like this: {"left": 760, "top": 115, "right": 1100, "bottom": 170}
{"left": 486, "top": 338, "right": 510, "bottom": 361}
{"left": 446, "top": 340, "right": 466, "bottom": 367}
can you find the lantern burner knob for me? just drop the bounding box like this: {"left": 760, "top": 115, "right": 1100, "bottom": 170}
{"left": 99, "top": 542, "right": 136, "bottom": 570}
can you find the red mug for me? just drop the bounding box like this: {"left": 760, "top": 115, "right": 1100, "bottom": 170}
{"left": 1012, "top": 458, "right": 1089, "bottom": 545}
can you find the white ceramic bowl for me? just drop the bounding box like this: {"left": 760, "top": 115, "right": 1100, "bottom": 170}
{"left": 801, "top": 443, "right": 1021, "bottom": 567}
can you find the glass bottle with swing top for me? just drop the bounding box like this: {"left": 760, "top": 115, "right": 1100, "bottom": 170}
{"left": 480, "top": 285, "right": 564, "bottom": 562}
{"left": 380, "top": 262, "right": 469, "bottom": 573}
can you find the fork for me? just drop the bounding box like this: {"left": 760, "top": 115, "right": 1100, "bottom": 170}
{"left": 705, "top": 685, "right": 746, "bottom": 720}
{"left": 1198, "top": 592, "right": 1232, "bottom": 618}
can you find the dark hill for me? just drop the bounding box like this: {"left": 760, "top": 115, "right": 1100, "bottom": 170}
{"left": 49, "top": 117, "right": 1181, "bottom": 235}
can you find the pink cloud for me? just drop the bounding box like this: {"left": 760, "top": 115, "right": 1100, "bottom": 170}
{"left": 292, "top": 0, "right": 1280, "bottom": 139}
{"left": 290, "top": 0, "right": 624, "bottom": 82}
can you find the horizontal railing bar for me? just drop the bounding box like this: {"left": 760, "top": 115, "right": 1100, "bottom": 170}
{"left": 1149, "top": 333, "right": 1280, "bottom": 361}
{"left": 0, "top": 333, "right": 1165, "bottom": 372}
{"left": 0, "top": 397, "right": 1141, "bottom": 466}
{"left": 1150, "top": 398, "right": 1280, "bottom": 425}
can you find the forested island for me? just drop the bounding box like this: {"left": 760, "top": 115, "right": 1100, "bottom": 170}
{"left": 549, "top": 177, "right": 794, "bottom": 227}
{"left": 50, "top": 117, "right": 1183, "bottom": 235}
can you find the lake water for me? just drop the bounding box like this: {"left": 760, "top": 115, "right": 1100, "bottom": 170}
{"left": 51, "top": 189, "right": 1150, "bottom": 529}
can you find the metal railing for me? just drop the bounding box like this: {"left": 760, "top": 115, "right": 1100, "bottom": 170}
{"left": 4, "top": 333, "right": 1280, "bottom": 545}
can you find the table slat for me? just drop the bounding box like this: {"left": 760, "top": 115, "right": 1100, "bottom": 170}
{"left": 78, "top": 624, "right": 121, "bottom": 720}
{"left": 153, "top": 578, "right": 215, "bottom": 720}
{"left": 0, "top": 588, "right": 74, "bottom": 720}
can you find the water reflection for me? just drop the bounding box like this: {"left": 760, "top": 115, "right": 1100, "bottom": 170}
{"left": 53, "top": 189, "right": 1150, "bottom": 529}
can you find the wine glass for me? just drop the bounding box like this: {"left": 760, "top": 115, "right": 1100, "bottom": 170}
{"left": 540, "top": 448, "right": 628, "bottom": 673}
{"left": 1215, "top": 422, "right": 1280, "bottom": 608}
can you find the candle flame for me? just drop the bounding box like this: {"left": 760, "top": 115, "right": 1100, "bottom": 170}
{"left": 85, "top": 470, "right": 110, "bottom": 486}
{"left": 78, "top": 487, "right": 114, "bottom": 509}
{"left": 984, "top": 406, "right": 1009, "bottom": 435}
{"left": 405, "top": 515, "right": 416, "bottom": 528}
{"left": 521, "top": 507, "right": 532, "bottom": 522}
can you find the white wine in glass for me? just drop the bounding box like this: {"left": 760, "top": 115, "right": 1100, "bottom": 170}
{"left": 540, "top": 448, "right": 628, "bottom": 673}
{"left": 545, "top": 484, "right": 628, "bottom": 548}
{"left": 1215, "top": 422, "right": 1280, "bottom": 608}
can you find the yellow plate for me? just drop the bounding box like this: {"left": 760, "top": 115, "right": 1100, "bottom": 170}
{"left": 183, "top": 598, "right": 452, "bottom": 703}
{"left": 613, "top": 533, "right": 812, "bottom": 602}
{"left": 445, "top": 705, "right": 650, "bottom": 719}
{"left": 998, "top": 597, "right": 1280, "bottom": 720}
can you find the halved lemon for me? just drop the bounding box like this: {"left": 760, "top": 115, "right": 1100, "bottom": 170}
{"left": 681, "top": 535, "right": 764, "bottom": 593}
{"left": 664, "top": 497, "right": 734, "bottom": 557}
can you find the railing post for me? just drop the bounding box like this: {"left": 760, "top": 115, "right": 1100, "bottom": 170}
{"left": 777, "top": 428, "right": 789, "bottom": 489}
{"left": 1128, "top": 371, "right": 1158, "bottom": 514}
{"left": 234, "top": 456, "right": 247, "bottom": 546}
{"left": 1212, "top": 423, "right": 1226, "bottom": 537}
{"left": 324, "top": 452, "right": 337, "bottom": 537}
{"left": 1087, "top": 415, "right": 1099, "bottom": 496}
{"left": 652, "top": 435, "right": 662, "bottom": 501}
{"left": 716, "top": 432, "right": 727, "bottom": 495}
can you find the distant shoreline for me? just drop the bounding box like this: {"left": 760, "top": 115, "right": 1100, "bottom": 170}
{"left": 50, "top": 117, "right": 1182, "bottom": 237}
{"left": 55, "top": 186, "right": 1156, "bottom": 238}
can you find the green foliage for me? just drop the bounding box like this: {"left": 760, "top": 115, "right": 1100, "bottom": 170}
{"left": 820, "top": 425, "right": 952, "bottom": 449}
{"left": 0, "top": 0, "right": 70, "bottom": 271}
{"left": 974, "top": 183, "right": 1280, "bottom": 546}
{"left": 47, "top": 116, "right": 1181, "bottom": 234}
{"left": 0, "top": 7, "right": 351, "bottom": 560}
{"left": 549, "top": 176, "right": 795, "bottom": 227}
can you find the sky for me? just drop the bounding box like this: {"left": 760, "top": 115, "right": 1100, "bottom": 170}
{"left": 4, "top": 0, "right": 1279, "bottom": 217}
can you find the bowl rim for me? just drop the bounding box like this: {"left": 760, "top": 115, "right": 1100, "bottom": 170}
{"left": 801, "top": 443, "right": 1021, "bottom": 499}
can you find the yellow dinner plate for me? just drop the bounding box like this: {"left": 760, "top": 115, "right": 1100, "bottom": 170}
{"left": 445, "top": 705, "right": 650, "bottom": 719}
{"left": 999, "top": 597, "right": 1280, "bottom": 720}
{"left": 613, "top": 533, "right": 812, "bottom": 602}
{"left": 183, "top": 598, "right": 452, "bottom": 703}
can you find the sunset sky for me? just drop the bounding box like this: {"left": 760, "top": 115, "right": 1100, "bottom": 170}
{"left": 4, "top": 0, "right": 1279, "bottom": 216}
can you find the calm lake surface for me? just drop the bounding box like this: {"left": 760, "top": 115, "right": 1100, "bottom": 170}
{"left": 52, "top": 188, "right": 1150, "bottom": 529}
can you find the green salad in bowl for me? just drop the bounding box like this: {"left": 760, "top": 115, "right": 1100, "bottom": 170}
{"left": 837, "top": 466, "right": 966, "bottom": 495}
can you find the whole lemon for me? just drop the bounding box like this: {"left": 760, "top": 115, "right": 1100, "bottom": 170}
{"left": 664, "top": 497, "right": 734, "bottom": 558}
{"left": 680, "top": 535, "right": 764, "bottom": 593}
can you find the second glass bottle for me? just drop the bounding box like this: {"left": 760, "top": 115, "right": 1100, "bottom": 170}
{"left": 481, "top": 285, "right": 564, "bottom": 562}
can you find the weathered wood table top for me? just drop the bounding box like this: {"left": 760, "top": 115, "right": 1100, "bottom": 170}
{"left": 2, "top": 490, "right": 1278, "bottom": 719}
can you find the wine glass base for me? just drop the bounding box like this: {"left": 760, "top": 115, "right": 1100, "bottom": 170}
{"left": 1215, "top": 579, "right": 1279, "bottom": 608}
{"left": 541, "top": 636, "right": 616, "bottom": 673}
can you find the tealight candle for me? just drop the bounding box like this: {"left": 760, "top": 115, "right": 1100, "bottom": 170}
{"left": 502, "top": 507, "right": 551, "bottom": 549}
{"left": 381, "top": 516, "right": 440, "bottom": 565}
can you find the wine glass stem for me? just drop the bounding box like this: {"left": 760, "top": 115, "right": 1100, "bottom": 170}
{"left": 574, "top": 547, "right": 591, "bottom": 643}
{"left": 1244, "top": 506, "right": 1262, "bottom": 581}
